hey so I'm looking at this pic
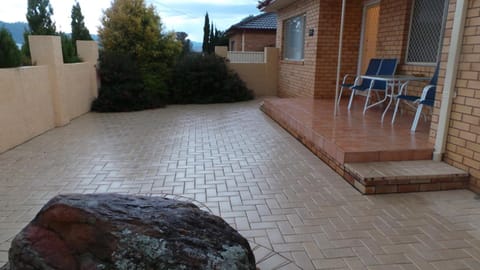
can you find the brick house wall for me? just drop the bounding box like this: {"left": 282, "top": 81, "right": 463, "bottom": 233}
{"left": 314, "top": 0, "right": 363, "bottom": 98}
{"left": 436, "top": 0, "right": 480, "bottom": 192}
{"left": 276, "top": 0, "right": 320, "bottom": 98}
{"left": 228, "top": 31, "right": 276, "bottom": 52}
{"left": 351, "top": 0, "right": 480, "bottom": 189}
{"left": 276, "top": 0, "right": 362, "bottom": 98}
{"left": 375, "top": 0, "right": 438, "bottom": 108}
{"left": 229, "top": 34, "right": 243, "bottom": 51}
{"left": 374, "top": 0, "right": 480, "bottom": 191}
{"left": 244, "top": 31, "right": 276, "bottom": 51}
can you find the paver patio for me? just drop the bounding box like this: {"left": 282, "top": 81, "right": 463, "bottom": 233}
{"left": 1, "top": 100, "right": 480, "bottom": 269}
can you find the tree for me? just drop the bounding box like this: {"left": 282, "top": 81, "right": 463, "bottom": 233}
{"left": 202, "top": 14, "right": 228, "bottom": 54}
{"left": 214, "top": 29, "right": 228, "bottom": 47}
{"left": 99, "top": 0, "right": 165, "bottom": 59}
{"left": 60, "top": 32, "right": 80, "bottom": 63}
{"left": 94, "top": 0, "right": 182, "bottom": 111}
{"left": 26, "top": 0, "right": 56, "bottom": 35}
{"left": 176, "top": 31, "right": 191, "bottom": 56}
{"left": 22, "top": 0, "right": 56, "bottom": 63}
{"left": 0, "top": 28, "right": 21, "bottom": 68}
{"left": 71, "top": 1, "right": 92, "bottom": 45}
{"left": 202, "top": 13, "right": 210, "bottom": 53}
{"left": 209, "top": 24, "right": 215, "bottom": 53}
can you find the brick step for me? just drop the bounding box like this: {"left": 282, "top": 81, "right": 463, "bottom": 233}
{"left": 344, "top": 160, "right": 469, "bottom": 194}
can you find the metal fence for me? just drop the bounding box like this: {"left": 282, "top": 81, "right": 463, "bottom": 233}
{"left": 227, "top": 51, "right": 265, "bottom": 63}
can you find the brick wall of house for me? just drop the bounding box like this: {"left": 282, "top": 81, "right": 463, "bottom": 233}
{"left": 276, "top": 0, "right": 320, "bottom": 98}
{"left": 228, "top": 31, "right": 276, "bottom": 52}
{"left": 244, "top": 31, "right": 277, "bottom": 51}
{"left": 276, "top": 0, "right": 362, "bottom": 98}
{"left": 229, "top": 34, "right": 243, "bottom": 51}
{"left": 435, "top": 0, "right": 480, "bottom": 192}
{"left": 369, "top": 0, "right": 480, "bottom": 191}
{"left": 375, "top": 0, "right": 439, "bottom": 116}
{"left": 314, "top": 0, "right": 363, "bottom": 98}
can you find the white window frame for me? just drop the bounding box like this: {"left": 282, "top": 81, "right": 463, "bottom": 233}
{"left": 283, "top": 14, "right": 306, "bottom": 61}
{"left": 405, "top": 0, "right": 449, "bottom": 66}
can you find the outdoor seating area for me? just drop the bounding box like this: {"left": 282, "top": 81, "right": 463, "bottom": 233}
{"left": 338, "top": 58, "right": 436, "bottom": 127}
{"left": 261, "top": 97, "right": 469, "bottom": 194}
{"left": 340, "top": 58, "right": 398, "bottom": 114}
{"left": 392, "top": 64, "right": 440, "bottom": 131}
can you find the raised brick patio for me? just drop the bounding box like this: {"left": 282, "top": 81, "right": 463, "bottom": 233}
{"left": 261, "top": 97, "right": 469, "bottom": 194}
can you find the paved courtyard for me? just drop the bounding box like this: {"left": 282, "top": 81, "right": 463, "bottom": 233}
{"left": 1, "top": 100, "right": 480, "bottom": 269}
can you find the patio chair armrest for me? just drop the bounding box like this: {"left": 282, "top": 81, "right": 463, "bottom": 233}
{"left": 420, "top": 84, "right": 435, "bottom": 100}
{"left": 342, "top": 74, "right": 356, "bottom": 84}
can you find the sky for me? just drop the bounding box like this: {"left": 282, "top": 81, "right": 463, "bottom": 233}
{"left": 0, "top": 0, "right": 262, "bottom": 42}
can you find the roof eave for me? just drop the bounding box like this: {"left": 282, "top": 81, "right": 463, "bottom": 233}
{"left": 262, "top": 0, "right": 297, "bottom": 12}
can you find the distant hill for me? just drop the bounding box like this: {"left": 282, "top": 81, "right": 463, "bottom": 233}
{"left": 191, "top": 41, "right": 202, "bottom": 52}
{"left": 0, "top": 21, "right": 98, "bottom": 46}
{"left": 1, "top": 20, "right": 193, "bottom": 51}
{"left": 0, "top": 21, "right": 28, "bottom": 45}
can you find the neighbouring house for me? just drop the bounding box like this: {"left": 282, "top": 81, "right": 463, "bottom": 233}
{"left": 226, "top": 12, "right": 277, "bottom": 52}
{"left": 260, "top": 0, "right": 480, "bottom": 192}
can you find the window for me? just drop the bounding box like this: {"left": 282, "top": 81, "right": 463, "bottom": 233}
{"left": 406, "top": 0, "right": 448, "bottom": 64}
{"left": 283, "top": 15, "right": 306, "bottom": 61}
{"left": 230, "top": 40, "right": 235, "bottom": 51}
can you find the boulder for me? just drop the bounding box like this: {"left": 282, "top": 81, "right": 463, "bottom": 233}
{"left": 2, "top": 193, "right": 255, "bottom": 270}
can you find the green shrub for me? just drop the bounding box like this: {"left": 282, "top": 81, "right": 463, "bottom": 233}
{"left": 91, "top": 51, "right": 167, "bottom": 112}
{"left": 60, "top": 33, "right": 81, "bottom": 63}
{"left": 171, "top": 53, "right": 254, "bottom": 104}
{"left": 0, "top": 28, "right": 21, "bottom": 68}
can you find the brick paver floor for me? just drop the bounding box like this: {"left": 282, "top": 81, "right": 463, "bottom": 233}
{"left": 1, "top": 100, "right": 480, "bottom": 269}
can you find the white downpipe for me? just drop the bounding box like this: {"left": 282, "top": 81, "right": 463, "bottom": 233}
{"left": 433, "top": 0, "right": 467, "bottom": 161}
{"left": 334, "top": 0, "right": 347, "bottom": 116}
{"left": 242, "top": 31, "right": 245, "bottom": 52}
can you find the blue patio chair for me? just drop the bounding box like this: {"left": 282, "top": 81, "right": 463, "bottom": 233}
{"left": 337, "top": 58, "right": 382, "bottom": 106}
{"left": 348, "top": 58, "right": 398, "bottom": 113}
{"left": 392, "top": 64, "right": 440, "bottom": 132}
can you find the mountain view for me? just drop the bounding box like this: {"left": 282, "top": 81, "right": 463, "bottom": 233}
{"left": 0, "top": 21, "right": 27, "bottom": 46}
{"left": 0, "top": 21, "right": 99, "bottom": 46}
{"left": 0, "top": 20, "right": 201, "bottom": 51}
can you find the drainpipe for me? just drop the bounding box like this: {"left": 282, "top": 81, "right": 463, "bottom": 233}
{"left": 334, "top": 0, "right": 347, "bottom": 116}
{"left": 433, "top": 0, "right": 467, "bottom": 161}
{"left": 242, "top": 30, "right": 245, "bottom": 52}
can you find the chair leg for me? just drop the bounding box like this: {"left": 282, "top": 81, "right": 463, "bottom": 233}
{"left": 363, "top": 89, "right": 371, "bottom": 114}
{"left": 348, "top": 89, "right": 355, "bottom": 110}
{"left": 392, "top": 98, "right": 401, "bottom": 124}
{"left": 411, "top": 104, "right": 424, "bottom": 132}
{"left": 337, "top": 86, "right": 344, "bottom": 106}
{"left": 374, "top": 91, "right": 380, "bottom": 102}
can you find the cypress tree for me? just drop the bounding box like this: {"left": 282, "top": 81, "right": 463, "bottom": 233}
{"left": 202, "top": 13, "right": 209, "bottom": 53}
{"left": 209, "top": 24, "right": 214, "bottom": 53}
{"left": 26, "top": 0, "right": 56, "bottom": 35}
{"left": 22, "top": 0, "right": 56, "bottom": 61}
{"left": 71, "top": 1, "right": 92, "bottom": 45}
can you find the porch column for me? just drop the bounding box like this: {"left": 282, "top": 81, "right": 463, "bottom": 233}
{"left": 334, "top": 0, "right": 347, "bottom": 116}
{"left": 434, "top": 0, "right": 467, "bottom": 161}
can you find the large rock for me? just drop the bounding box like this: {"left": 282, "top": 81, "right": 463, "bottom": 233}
{"left": 2, "top": 194, "right": 255, "bottom": 270}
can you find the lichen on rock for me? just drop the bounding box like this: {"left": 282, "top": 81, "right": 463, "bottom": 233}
{"left": 2, "top": 193, "right": 256, "bottom": 270}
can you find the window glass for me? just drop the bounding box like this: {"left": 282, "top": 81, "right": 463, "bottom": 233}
{"left": 406, "top": 0, "right": 448, "bottom": 64}
{"left": 283, "top": 15, "right": 305, "bottom": 60}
